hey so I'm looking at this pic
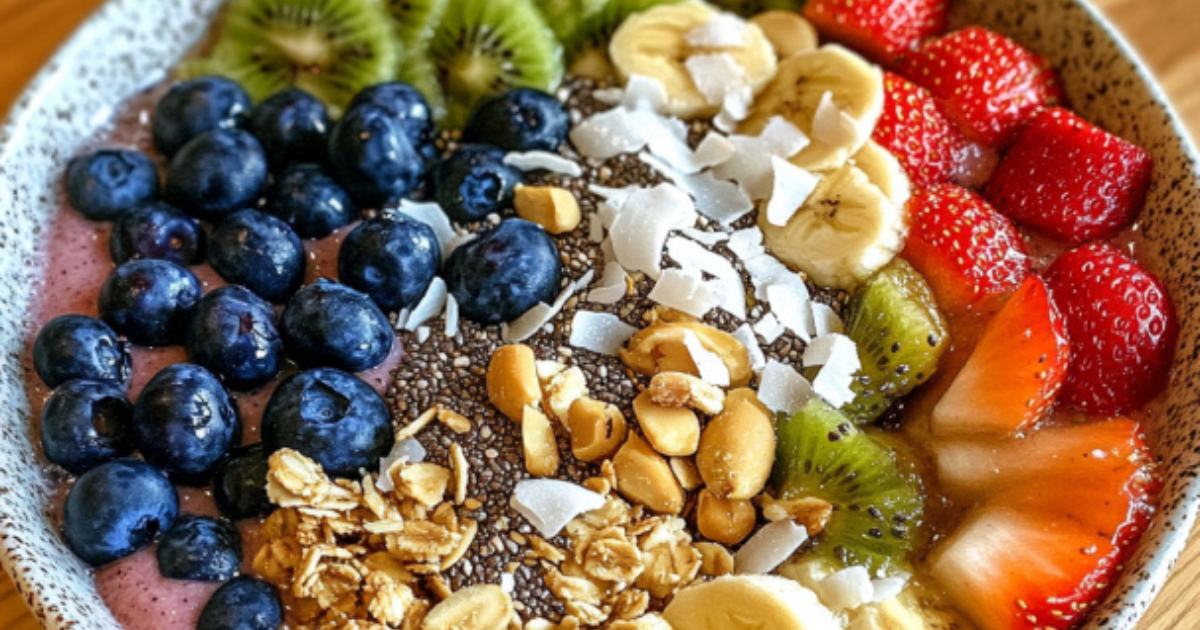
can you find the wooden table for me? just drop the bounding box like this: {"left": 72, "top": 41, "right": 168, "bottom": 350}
{"left": 0, "top": 0, "right": 1198, "bottom": 628}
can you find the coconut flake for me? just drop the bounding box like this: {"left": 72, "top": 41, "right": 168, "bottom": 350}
{"left": 686, "top": 12, "right": 748, "bottom": 48}
{"left": 647, "top": 269, "right": 719, "bottom": 318}
{"left": 444, "top": 295, "right": 460, "bottom": 339}
{"left": 570, "top": 108, "right": 649, "bottom": 159}
{"left": 375, "top": 438, "right": 428, "bottom": 492}
{"left": 803, "top": 333, "right": 857, "bottom": 368}
{"left": 587, "top": 262, "right": 629, "bottom": 305}
{"left": 686, "top": 132, "right": 737, "bottom": 172}
{"left": 569, "top": 311, "right": 638, "bottom": 356}
{"left": 816, "top": 566, "right": 875, "bottom": 611}
{"left": 500, "top": 572, "right": 516, "bottom": 594}
{"left": 502, "top": 272, "right": 592, "bottom": 343}
{"left": 405, "top": 277, "right": 448, "bottom": 331}
{"left": 711, "top": 118, "right": 809, "bottom": 200}
{"left": 504, "top": 151, "right": 583, "bottom": 178}
{"left": 812, "top": 303, "right": 844, "bottom": 337}
{"left": 683, "top": 330, "right": 731, "bottom": 386}
{"left": 396, "top": 201, "right": 456, "bottom": 259}
{"left": 734, "top": 324, "right": 767, "bottom": 374}
{"left": 715, "top": 86, "right": 753, "bottom": 132}
{"left": 622, "top": 74, "right": 669, "bottom": 112}
{"left": 758, "top": 116, "right": 810, "bottom": 158}
{"left": 609, "top": 184, "right": 697, "bottom": 278}
{"left": 643, "top": 116, "right": 698, "bottom": 170}
{"left": 674, "top": 171, "right": 754, "bottom": 225}
{"left": 589, "top": 184, "right": 640, "bottom": 205}
{"left": 766, "top": 283, "right": 814, "bottom": 342}
{"left": 727, "top": 227, "right": 765, "bottom": 260}
{"left": 812, "top": 91, "right": 861, "bottom": 148}
{"left": 511, "top": 479, "right": 606, "bottom": 538}
{"left": 811, "top": 337, "right": 861, "bottom": 408}
{"left": 679, "top": 227, "right": 729, "bottom": 246}
{"left": 743, "top": 254, "right": 797, "bottom": 299}
{"left": 754, "top": 313, "right": 786, "bottom": 344}
{"left": 686, "top": 53, "right": 747, "bottom": 106}
{"left": 765, "top": 156, "right": 820, "bottom": 226}
{"left": 588, "top": 216, "right": 605, "bottom": 243}
{"left": 667, "top": 236, "right": 746, "bottom": 320}
{"left": 593, "top": 87, "right": 625, "bottom": 106}
{"left": 734, "top": 519, "right": 809, "bottom": 575}
{"left": 416, "top": 327, "right": 431, "bottom": 344}
{"left": 758, "top": 359, "right": 813, "bottom": 415}
{"left": 871, "top": 575, "right": 908, "bottom": 603}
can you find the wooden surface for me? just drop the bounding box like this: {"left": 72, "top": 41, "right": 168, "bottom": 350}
{"left": 0, "top": 0, "right": 1198, "bottom": 628}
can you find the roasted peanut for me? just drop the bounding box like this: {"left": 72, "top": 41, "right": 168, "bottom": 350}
{"left": 523, "top": 405, "right": 560, "bottom": 477}
{"left": 568, "top": 397, "right": 628, "bottom": 462}
{"left": 613, "top": 433, "right": 685, "bottom": 515}
{"left": 696, "top": 488, "right": 757, "bottom": 545}
{"left": 487, "top": 345, "right": 542, "bottom": 422}
{"left": 649, "top": 372, "right": 726, "bottom": 414}
{"left": 696, "top": 388, "right": 776, "bottom": 499}
{"left": 669, "top": 457, "right": 704, "bottom": 491}
{"left": 633, "top": 390, "right": 700, "bottom": 457}
{"left": 761, "top": 496, "right": 834, "bottom": 536}
{"left": 620, "top": 322, "right": 752, "bottom": 386}
{"left": 514, "top": 185, "right": 582, "bottom": 234}
{"left": 545, "top": 366, "right": 589, "bottom": 424}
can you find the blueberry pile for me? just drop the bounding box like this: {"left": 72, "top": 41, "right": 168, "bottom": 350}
{"left": 42, "top": 75, "right": 572, "bottom": 626}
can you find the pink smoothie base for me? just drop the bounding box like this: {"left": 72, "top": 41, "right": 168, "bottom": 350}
{"left": 24, "top": 198, "right": 402, "bottom": 630}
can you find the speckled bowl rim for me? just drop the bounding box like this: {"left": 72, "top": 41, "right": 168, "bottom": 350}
{"left": 0, "top": 0, "right": 1198, "bottom": 629}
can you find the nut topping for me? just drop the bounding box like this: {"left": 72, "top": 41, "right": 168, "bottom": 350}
{"left": 613, "top": 433, "right": 685, "bottom": 515}
{"left": 487, "top": 344, "right": 543, "bottom": 422}
{"left": 514, "top": 185, "right": 583, "bottom": 235}
{"left": 648, "top": 372, "right": 726, "bottom": 415}
{"left": 696, "top": 389, "right": 776, "bottom": 500}
{"left": 695, "top": 489, "right": 757, "bottom": 545}
{"left": 633, "top": 390, "right": 701, "bottom": 457}
{"left": 567, "top": 397, "right": 628, "bottom": 462}
{"left": 522, "top": 405, "right": 561, "bottom": 477}
{"left": 544, "top": 365, "right": 589, "bottom": 424}
{"left": 620, "top": 322, "right": 752, "bottom": 386}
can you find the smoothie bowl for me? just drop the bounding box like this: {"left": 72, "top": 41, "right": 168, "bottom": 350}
{"left": 1, "top": 0, "right": 1199, "bottom": 629}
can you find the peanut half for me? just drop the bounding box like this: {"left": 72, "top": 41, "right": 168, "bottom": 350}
{"left": 487, "top": 344, "right": 542, "bottom": 422}
{"left": 523, "top": 405, "right": 560, "bottom": 477}
{"left": 633, "top": 390, "right": 700, "bottom": 457}
{"left": 544, "top": 366, "right": 589, "bottom": 425}
{"left": 696, "top": 488, "right": 757, "bottom": 545}
{"left": 696, "top": 388, "right": 776, "bottom": 500}
{"left": 620, "top": 322, "right": 752, "bottom": 386}
{"left": 648, "top": 372, "right": 726, "bottom": 415}
{"left": 613, "top": 433, "right": 685, "bottom": 515}
{"left": 514, "top": 185, "right": 583, "bottom": 235}
{"left": 568, "top": 397, "right": 628, "bottom": 462}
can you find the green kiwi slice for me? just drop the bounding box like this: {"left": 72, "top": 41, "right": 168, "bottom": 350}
{"left": 708, "top": 0, "right": 806, "bottom": 16}
{"left": 534, "top": 0, "right": 611, "bottom": 44}
{"left": 564, "top": 0, "right": 681, "bottom": 66}
{"left": 772, "top": 398, "right": 925, "bottom": 575}
{"left": 427, "top": 0, "right": 565, "bottom": 128}
{"left": 384, "top": 0, "right": 450, "bottom": 47}
{"left": 182, "top": 0, "right": 400, "bottom": 118}
{"left": 841, "top": 258, "right": 948, "bottom": 424}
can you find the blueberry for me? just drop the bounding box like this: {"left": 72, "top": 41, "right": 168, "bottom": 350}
{"left": 63, "top": 458, "right": 179, "bottom": 566}
{"left": 41, "top": 380, "right": 134, "bottom": 476}
{"left": 246, "top": 89, "right": 330, "bottom": 171}
{"left": 165, "top": 129, "right": 268, "bottom": 222}
{"left": 328, "top": 104, "right": 424, "bottom": 208}
{"left": 156, "top": 515, "right": 242, "bottom": 582}
{"left": 213, "top": 444, "right": 271, "bottom": 520}
{"left": 443, "top": 219, "right": 561, "bottom": 325}
{"left": 208, "top": 210, "right": 306, "bottom": 304}
{"left": 430, "top": 144, "right": 523, "bottom": 224}
{"left": 463, "top": 88, "right": 570, "bottom": 152}
{"left": 109, "top": 201, "right": 206, "bottom": 266}
{"left": 133, "top": 364, "right": 240, "bottom": 485}
{"left": 98, "top": 259, "right": 202, "bottom": 347}
{"left": 65, "top": 149, "right": 160, "bottom": 222}
{"left": 347, "top": 82, "right": 434, "bottom": 151}
{"left": 153, "top": 76, "right": 251, "bottom": 158}
{"left": 262, "top": 368, "right": 392, "bottom": 479}
{"left": 264, "top": 163, "right": 357, "bottom": 240}
{"left": 198, "top": 576, "right": 282, "bottom": 630}
{"left": 279, "top": 280, "right": 394, "bottom": 373}
{"left": 33, "top": 315, "right": 131, "bottom": 388}
{"left": 338, "top": 216, "right": 440, "bottom": 312}
{"left": 187, "top": 286, "right": 283, "bottom": 391}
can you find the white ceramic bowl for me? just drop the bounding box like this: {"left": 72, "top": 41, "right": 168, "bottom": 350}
{"left": 1, "top": 0, "right": 1197, "bottom": 628}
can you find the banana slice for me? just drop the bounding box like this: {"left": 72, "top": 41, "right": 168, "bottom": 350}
{"left": 609, "top": 2, "right": 777, "bottom": 119}
{"left": 848, "top": 585, "right": 975, "bottom": 630}
{"left": 740, "top": 45, "right": 885, "bottom": 172}
{"left": 421, "top": 584, "right": 513, "bottom": 630}
{"left": 851, "top": 140, "right": 912, "bottom": 209}
{"left": 750, "top": 11, "right": 819, "bottom": 58}
{"left": 759, "top": 161, "right": 908, "bottom": 291}
{"left": 662, "top": 575, "right": 841, "bottom": 630}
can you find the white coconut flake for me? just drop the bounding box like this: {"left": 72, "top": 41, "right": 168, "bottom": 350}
{"left": 647, "top": 268, "right": 719, "bottom": 318}
{"left": 743, "top": 254, "right": 797, "bottom": 299}
{"left": 727, "top": 227, "right": 765, "bottom": 260}
{"left": 811, "top": 338, "right": 862, "bottom": 408}
{"left": 816, "top": 566, "right": 875, "bottom": 611}
{"left": 503, "top": 151, "right": 583, "bottom": 178}
{"left": 758, "top": 359, "right": 813, "bottom": 415}
{"left": 871, "top": 575, "right": 909, "bottom": 603}
{"left": 588, "top": 184, "right": 641, "bottom": 205}
{"left": 592, "top": 87, "right": 625, "bottom": 106}
{"left": 587, "top": 262, "right": 629, "bottom": 305}
{"left": 609, "top": 184, "right": 697, "bottom": 278}
{"left": 754, "top": 313, "right": 786, "bottom": 344}
{"left": 712, "top": 119, "right": 810, "bottom": 200}
{"left": 812, "top": 91, "right": 861, "bottom": 148}
{"left": 395, "top": 308, "right": 410, "bottom": 331}
{"left": 766, "top": 283, "right": 814, "bottom": 342}
{"left": 597, "top": 200, "right": 622, "bottom": 230}
{"left": 686, "top": 12, "right": 748, "bottom": 48}
{"left": 642, "top": 117, "right": 698, "bottom": 171}
{"left": 405, "top": 277, "right": 447, "bottom": 331}
{"left": 500, "top": 572, "right": 516, "bottom": 594}
{"left": 758, "top": 116, "right": 810, "bottom": 158}
{"left": 444, "top": 295, "right": 459, "bottom": 339}
{"left": 622, "top": 74, "right": 669, "bottom": 112}
{"left": 569, "top": 311, "right": 638, "bottom": 356}
{"left": 588, "top": 216, "right": 605, "bottom": 243}
{"left": 674, "top": 171, "right": 754, "bottom": 225}
{"left": 679, "top": 227, "right": 729, "bottom": 246}
{"left": 685, "top": 132, "right": 737, "bottom": 172}
{"left": 375, "top": 439, "right": 427, "bottom": 492}
{"left": 765, "top": 156, "right": 820, "bottom": 226}
{"left": 511, "top": 479, "right": 606, "bottom": 538}
{"left": 397, "top": 200, "right": 456, "bottom": 259}
{"left": 812, "top": 303, "right": 844, "bottom": 337}
{"left": 686, "top": 53, "right": 747, "bottom": 106}
{"left": 734, "top": 519, "right": 809, "bottom": 575}
{"left": 716, "top": 85, "right": 754, "bottom": 132}
{"left": 803, "top": 333, "right": 857, "bottom": 368}
{"left": 416, "top": 327, "right": 431, "bottom": 344}
{"left": 734, "top": 323, "right": 767, "bottom": 374}
{"left": 667, "top": 236, "right": 746, "bottom": 320}
{"left": 683, "top": 330, "right": 731, "bottom": 386}
{"left": 570, "top": 108, "right": 649, "bottom": 159}
{"left": 502, "top": 272, "right": 591, "bottom": 343}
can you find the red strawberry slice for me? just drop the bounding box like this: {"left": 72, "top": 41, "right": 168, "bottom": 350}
{"left": 985, "top": 107, "right": 1154, "bottom": 243}
{"left": 1045, "top": 243, "right": 1176, "bottom": 415}
{"left": 929, "top": 419, "right": 1158, "bottom": 630}
{"left": 803, "top": 0, "right": 948, "bottom": 65}
{"left": 902, "top": 184, "right": 1032, "bottom": 312}
{"left": 902, "top": 27, "right": 1064, "bottom": 147}
{"left": 931, "top": 275, "right": 1069, "bottom": 437}
{"left": 872, "top": 72, "right": 967, "bottom": 188}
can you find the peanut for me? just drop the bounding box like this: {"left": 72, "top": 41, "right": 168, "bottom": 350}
{"left": 613, "top": 433, "right": 685, "bottom": 515}
{"left": 487, "top": 345, "right": 542, "bottom": 422}
{"left": 696, "top": 388, "right": 776, "bottom": 500}
{"left": 514, "top": 185, "right": 582, "bottom": 234}
{"left": 696, "top": 488, "right": 757, "bottom": 545}
{"left": 567, "top": 397, "right": 628, "bottom": 462}
{"left": 633, "top": 390, "right": 700, "bottom": 457}
{"left": 544, "top": 366, "right": 589, "bottom": 425}
{"left": 669, "top": 457, "right": 704, "bottom": 492}
{"left": 522, "top": 405, "right": 560, "bottom": 477}
{"left": 620, "top": 322, "right": 752, "bottom": 386}
{"left": 649, "top": 372, "right": 726, "bottom": 414}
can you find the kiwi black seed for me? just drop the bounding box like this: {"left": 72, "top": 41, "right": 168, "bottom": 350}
{"left": 771, "top": 398, "right": 925, "bottom": 575}
{"left": 184, "top": 0, "right": 400, "bottom": 118}
{"left": 426, "top": 0, "right": 565, "bottom": 128}
{"left": 708, "top": 0, "right": 806, "bottom": 17}
{"left": 841, "top": 258, "right": 949, "bottom": 425}
{"left": 384, "top": 0, "right": 449, "bottom": 47}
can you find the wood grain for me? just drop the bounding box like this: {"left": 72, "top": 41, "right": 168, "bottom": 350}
{"left": 0, "top": 0, "right": 1197, "bottom": 628}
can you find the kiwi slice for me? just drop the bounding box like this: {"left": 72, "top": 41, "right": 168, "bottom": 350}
{"left": 565, "top": 0, "right": 681, "bottom": 68}
{"left": 535, "top": 0, "right": 610, "bottom": 43}
{"left": 841, "top": 258, "right": 948, "bottom": 424}
{"left": 427, "top": 0, "right": 565, "bottom": 128}
{"left": 708, "top": 0, "right": 806, "bottom": 16}
{"left": 182, "top": 0, "right": 400, "bottom": 117}
{"left": 383, "top": 0, "right": 450, "bottom": 46}
{"left": 772, "top": 398, "right": 925, "bottom": 575}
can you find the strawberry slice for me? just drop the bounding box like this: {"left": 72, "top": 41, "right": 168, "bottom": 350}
{"left": 902, "top": 184, "right": 1032, "bottom": 312}
{"left": 929, "top": 419, "right": 1158, "bottom": 630}
{"left": 930, "top": 275, "right": 1069, "bottom": 437}
{"left": 872, "top": 72, "right": 967, "bottom": 188}
{"left": 985, "top": 107, "right": 1154, "bottom": 243}
{"left": 1045, "top": 243, "right": 1177, "bottom": 415}
{"left": 902, "top": 27, "right": 1064, "bottom": 147}
{"left": 803, "top": 0, "right": 948, "bottom": 65}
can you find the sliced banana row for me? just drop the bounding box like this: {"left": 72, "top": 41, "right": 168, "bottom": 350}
{"left": 663, "top": 575, "right": 842, "bottom": 630}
